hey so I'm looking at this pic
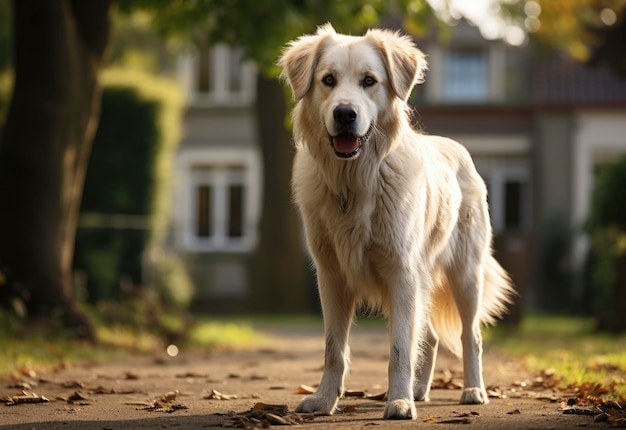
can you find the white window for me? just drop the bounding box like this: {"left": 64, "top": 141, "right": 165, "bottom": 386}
{"left": 191, "top": 166, "right": 246, "bottom": 246}
{"left": 442, "top": 48, "right": 489, "bottom": 102}
{"left": 425, "top": 44, "right": 505, "bottom": 104}
{"left": 475, "top": 158, "right": 532, "bottom": 233}
{"left": 178, "top": 43, "right": 257, "bottom": 107}
{"left": 174, "top": 148, "right": 262, "bottom": 252}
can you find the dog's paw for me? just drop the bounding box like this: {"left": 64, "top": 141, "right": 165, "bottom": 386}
{"left": 383, "top": 398, "right": 417, "bottom": 420}
{"left": 460, "top": 387, "right": 489, "bottom": 405}
{"left": 295, "top": 395, "right": 338, "bottom": 415}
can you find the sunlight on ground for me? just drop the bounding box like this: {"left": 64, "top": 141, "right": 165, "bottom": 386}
{"left": 485, "top": 315, "right": 626, "bottom": 398}
{"left": 1, "top": 313, "right": 624, "bottom": 400}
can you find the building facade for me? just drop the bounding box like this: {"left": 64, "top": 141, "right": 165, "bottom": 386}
{"left": 172, "top": 22, "right": 626, "bottom": 313}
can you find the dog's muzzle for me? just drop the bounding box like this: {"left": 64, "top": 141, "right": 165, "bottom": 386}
{"left": 328, "top": 104, "right": 373, "bottom": 159}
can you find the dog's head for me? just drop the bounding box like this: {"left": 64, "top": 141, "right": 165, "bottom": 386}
{"left": 278, "top": 23, "right": 427, "bottom": 160}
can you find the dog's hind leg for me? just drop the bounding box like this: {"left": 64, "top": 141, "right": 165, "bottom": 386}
{"left": 449, "top": 261, "right": 490, "bottom": 405}
{"left": 413, "top": 320, "right": 438, "bottom": 401}
{"left": 295, "top": 269, "right": 355, "bottom": 415}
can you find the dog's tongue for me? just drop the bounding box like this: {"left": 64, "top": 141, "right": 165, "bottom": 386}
{"left": 332, "top": 133, "right": 359, "bottom": 154}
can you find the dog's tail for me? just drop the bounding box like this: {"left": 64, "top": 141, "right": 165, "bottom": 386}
{"left": 430, "top": 255, "right": 515, "bottom": 358}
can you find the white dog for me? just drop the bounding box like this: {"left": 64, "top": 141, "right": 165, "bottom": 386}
{"left": 278, "top": 24, "right": 514, "bottom": 420}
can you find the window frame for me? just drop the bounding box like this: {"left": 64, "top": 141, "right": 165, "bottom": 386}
{"left": 174, "top": 147, "right": 262, "bottom": 253}
{"left": 178, "top": 43, "right": 257, "bottom": 107}
{"left": 475, "top": 157, "right": 532, "bottom": 233}
{"left": 425, "top": 43, "right": 505, "bottom": 105}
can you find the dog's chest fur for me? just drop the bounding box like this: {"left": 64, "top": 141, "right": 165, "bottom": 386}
{"left": 298, "top": 156, "right": 422, "bottom": 298}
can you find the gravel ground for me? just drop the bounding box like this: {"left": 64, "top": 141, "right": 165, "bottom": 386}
{"left": 0, "top": 324, "right": 614, "bottom": 429}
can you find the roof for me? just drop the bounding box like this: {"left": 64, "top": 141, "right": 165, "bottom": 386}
{"left": 532, "top": 53, "right": 626, "bottom": 106}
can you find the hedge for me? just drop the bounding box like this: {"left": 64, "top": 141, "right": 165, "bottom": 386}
{"left": 586, "top": 155, "right": 626, "bottom": 332}
{"left": 73, "top": 68, "right": 193, "bottom": 307}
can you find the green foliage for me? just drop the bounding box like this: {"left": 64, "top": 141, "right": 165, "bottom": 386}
{"left": 123, "top": 0, "right": 437, "bottom": 74}
{"left": 108, "top": 10, "right": 180, "bottom": 73}
{"left": 586, "top": 156, "right": 626, "bottom": 332}
{"left": 0, "top": 70, "right": 12, "bottom": 126}
{"left": 74, "top": 69, "right": 188, "bottom": 306}
{"left": 0, "top": 1, "right": 11, "bottom": 73}
{"left": 153, "top": 250, "right": 195, "bottom": 308}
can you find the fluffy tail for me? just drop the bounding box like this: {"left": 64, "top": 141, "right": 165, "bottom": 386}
{"left": 430, "top": 255, "right": 516, "bottom": 357}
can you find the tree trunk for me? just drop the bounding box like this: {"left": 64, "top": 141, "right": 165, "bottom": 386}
{"left": 0, "top": 0, "right": 112, "bottom": 339}
{"left": 249, "top": 74, "right": 309, "bottom": 313}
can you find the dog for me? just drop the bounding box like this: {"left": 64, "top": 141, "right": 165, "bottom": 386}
{"left": 278, "top": 24, "right": 514, "bottom": 420}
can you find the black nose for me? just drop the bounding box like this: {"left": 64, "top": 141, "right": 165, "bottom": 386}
{"left": 333, "top": 104, "right": 357, "bottom": 126}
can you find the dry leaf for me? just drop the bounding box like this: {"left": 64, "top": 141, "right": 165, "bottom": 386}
{"left": 204, "top": 389, "right": 238, "bottom": 400}
{"left": 223, "top": 403, "right": 311, "bottom": 428}
{"left": 4, "top": 392, "right": 49, "bottom": 406}
{"left": 295, "top": 384, "right": 316, "bottom": 395}
{"left": 125, "top": 371, "right": 139, "bottom": 380}
{"left": 67, "top": 391, "right": 93, "bottom": 404}
{"left": 365, "top": 391, "right": 387, "bottom": 401}
{"left": 176, "top": 372, "right": 208, "bottom": 378}
{"left": 18, "top": 367, "right": 37, "bottom": 378}
{"left": 344, "top": 390, "right": 365, "bottom": 398}
{"left": 91, "top": 386, "right": 115, "bottom": 394}
{"left": 338, "top": 405, "right": 357, "bottom": 413}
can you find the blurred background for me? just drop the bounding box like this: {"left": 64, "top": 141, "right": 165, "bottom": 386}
{"left": 0, "top": 0, "right": 625, "bottom": 350}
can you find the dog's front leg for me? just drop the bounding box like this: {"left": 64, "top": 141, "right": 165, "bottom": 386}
{"left": 295, "top": 270, "right": 355, "bottom": 415}
{"left": 384, "top": 280, "right": 424, "bottom": 420}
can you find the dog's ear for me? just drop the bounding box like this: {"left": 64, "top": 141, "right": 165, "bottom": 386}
{"left": 278, "top": 24, "right": 335, "bottom": 100}
{"left": 367, "top": 29, "right": 427, "bottom": 102}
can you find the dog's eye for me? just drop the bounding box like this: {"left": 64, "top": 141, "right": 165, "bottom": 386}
{"left": 322, "top": 74, "right": 336, "bottom": 87}
{"left": 362, "top": 76, "right": 377, "bottom": 88}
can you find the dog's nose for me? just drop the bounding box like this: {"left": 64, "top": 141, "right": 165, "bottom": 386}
{"left": 333, "top": 104, "right": 357, "bottom": 126}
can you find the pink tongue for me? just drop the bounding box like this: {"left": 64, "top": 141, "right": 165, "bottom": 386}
{"left": 332, "top": 134, "right": 359, "bottom": 154}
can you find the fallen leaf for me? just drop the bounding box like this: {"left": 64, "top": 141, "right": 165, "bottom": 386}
{"left": 176, "top": 372, "right": 208, "bottom": 378}
{"left": 344, "top": 390, "right": 365, "bottom": 398}
{"left": 338, "top": 405, "right": 357, "bottom": 413}
{"left": 18, "top": 367, "right": 37, "bottom": 378}
{"left": 63, "top": 405, "right": 80, "bottom": 413}
{"left": 204, "top": 389, "right": 238, "bottom": 400}
{"left": 91, "top": 386, "right": 116, "bottom": 394}
{"left": 295, "top": 384, "right": 316, "bottom": 395}
{"left": 436, "top": 417, "right": 473, "bottom": 424}
{"left": 125, "top": 371, "right": 139, "bottom": 380}
{"left": 4, "top": 392, "right": 49, "bottom": 406}
{"left": 365, "top": 391, "right": 387, "bottom": 401}
{"left": 67, "top": 391, "right": 93, "bottom": 404}
{"left": 138, "top": 391, "right": 187, "bottom": 413}
{"left": 223, "top": 403, "right": 312, "bottom": 428}
{"left": 507, "top": 409, "right": 521, "bottom": 415}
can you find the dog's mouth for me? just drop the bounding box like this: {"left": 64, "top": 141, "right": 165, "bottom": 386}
{"left": 329, "top": 124, "right": 374, "bottom": 159}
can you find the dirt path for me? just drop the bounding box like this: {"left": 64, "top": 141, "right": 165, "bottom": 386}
{"left": 0, "top": 325, "right": 611, "bottom": 429}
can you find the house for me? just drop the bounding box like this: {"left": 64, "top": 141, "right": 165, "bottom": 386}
{"left": 171, "top": 21, "right": 626, "bottom": 314}
{"left": 172, "top": 43, "right": 262, "bottom": 312}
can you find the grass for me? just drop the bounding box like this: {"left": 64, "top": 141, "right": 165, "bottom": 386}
{"left": 485, "top": 314, "right": 626, "bottom": 399}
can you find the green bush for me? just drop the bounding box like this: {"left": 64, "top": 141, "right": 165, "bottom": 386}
{"left": 586, "top": 155, "right": 626, "bottom": 332}
{"left": 74, "top": 69, "right": 192, "bottom": 308}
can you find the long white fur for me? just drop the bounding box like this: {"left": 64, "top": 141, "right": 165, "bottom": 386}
{"left": 278, "top": 23, "right": 514, "bottom": 420}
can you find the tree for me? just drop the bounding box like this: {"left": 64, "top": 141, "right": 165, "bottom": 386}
{"left": 521, "top": 0, "right": 626, "bottom": 75}
{"left": 0, "top": 1, "right": 113, "bottom": 339}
